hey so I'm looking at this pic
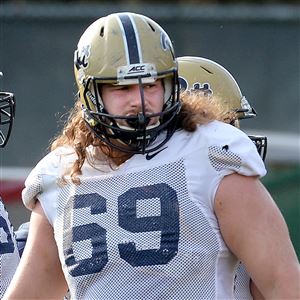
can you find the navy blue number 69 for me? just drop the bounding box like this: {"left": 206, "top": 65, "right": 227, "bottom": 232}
{"left": 64, "top": 183, "right": 179, "bottom": 277}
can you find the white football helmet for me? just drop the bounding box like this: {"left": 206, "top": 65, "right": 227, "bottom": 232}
{"left": 178, "top": 56, "right": 267, "bottom": 161}
{"left": 74, "top": 12, "right": 180, "bottom": 154}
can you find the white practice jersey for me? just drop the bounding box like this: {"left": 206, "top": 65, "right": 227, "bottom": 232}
{"left": 23, "top": 121, "right": 266, "bottom": 300}
{"left": 0, "top": 199, "right": 20, "bottom": 297}
{"left": 234, "top": 262, "right": 252, "bottom": 299}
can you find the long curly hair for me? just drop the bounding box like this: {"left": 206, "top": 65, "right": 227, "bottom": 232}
{"left": 51, "top": 92, "right": 233, "bottom": 184}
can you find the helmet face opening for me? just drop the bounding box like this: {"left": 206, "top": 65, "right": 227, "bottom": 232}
{"left": 74, "top": 12, "right": 180, "bottom": 154}
{"left": 0, "top": 92, "right": 15, "bottom": 148}
{"left": 82, "top": 72, "right": 180, "bottom": 154}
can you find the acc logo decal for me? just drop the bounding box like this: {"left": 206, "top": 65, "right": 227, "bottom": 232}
{"left": 128, "top": 65, "right": 146, "bottom": 74}
{"left": 118, "top": 64, "right": 157, "bottom": 81}
{"left": 74, "top": 45, "right": 91, "bottom": 70}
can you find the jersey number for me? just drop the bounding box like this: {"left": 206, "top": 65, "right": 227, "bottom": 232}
{"left": 64, "top": 183, "right": 179, "bottom": 277}
{"left": 0, "top": 216, "right": 15, "bottom": 254}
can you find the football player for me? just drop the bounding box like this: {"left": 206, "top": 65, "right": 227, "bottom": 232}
{"left": 4, "top": 12, "right": 299, "bottom": 299}
{"left": 0, "top": 74, "right": 20, "bottom": 298}
{"left": 178, "top": 56, "right": 267, "bottom": 299}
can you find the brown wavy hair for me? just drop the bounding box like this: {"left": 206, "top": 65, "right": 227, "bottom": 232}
{"left": 51, "top": 92, "right": 234, "bottom": 184}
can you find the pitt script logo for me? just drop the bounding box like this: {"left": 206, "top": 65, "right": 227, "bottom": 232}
{"left": 75, "top": 45, "right": 91, "bottom": 70}
{"left": 179, "top": 77, "right": 213, "bottom": 97}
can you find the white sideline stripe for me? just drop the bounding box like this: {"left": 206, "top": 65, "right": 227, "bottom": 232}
{"left": 245, "top": 129, "right": 300, "bottom": 163}
{"left": 0, "top": 167, "right": 32, "bottom": 181}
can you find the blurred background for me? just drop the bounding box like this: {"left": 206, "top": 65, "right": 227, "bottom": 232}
{"left": 0, "top": 0, "right": 299, "bottom": 258}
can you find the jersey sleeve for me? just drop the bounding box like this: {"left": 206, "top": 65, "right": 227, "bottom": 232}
{"left": 205, "top": 121, "right": 267, "bottom": 178}
{"left": 22, "top": 146, "right": 76, "bottom": 225}
{"left": 200, "top": 121, "right": 267, "bottom": 210}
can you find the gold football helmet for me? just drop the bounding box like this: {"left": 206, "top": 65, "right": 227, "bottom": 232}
{"left": 74, "top": 12, "right": 180, "bottom": 154}
{"left": 0, "top": 72, "right": 16, "bottom": 148}
{"left": 178, "top": 56, "right": 267, "bottom": 161}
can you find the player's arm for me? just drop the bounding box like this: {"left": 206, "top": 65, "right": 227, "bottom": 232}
{"left": 3, "top": 201, "right": 68, "bottom": 299}
{"left": 214, "top": 173, "right": 300, "bottom": 299}
{"left": 250, "top": 280, "right": 265, "bottom": 300}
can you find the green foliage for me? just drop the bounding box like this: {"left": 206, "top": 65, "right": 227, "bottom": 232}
{"left": 263, "top": 165, "right": 300, "bottom": 259}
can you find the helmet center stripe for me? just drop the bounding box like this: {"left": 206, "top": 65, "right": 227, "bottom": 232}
{"left": 119, "top": 14, "right": 141, "bottom": 65}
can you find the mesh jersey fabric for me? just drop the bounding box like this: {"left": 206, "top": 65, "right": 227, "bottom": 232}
{"left": 0, "top": 199, "right": 20, "bottom": 298}
{"left": 234, "top": 262, "right": 252, "bottom": 299}
{"left": 22, "top": 120, "right": 266, "bottom": 299}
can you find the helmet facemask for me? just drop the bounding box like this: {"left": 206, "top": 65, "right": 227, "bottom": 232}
{"left": 81, "top": 72, "right": 180, "bottom": 154}
{"left": 0, "top": 92, "right": 15, "bottom": 148}
{"left": 234, "top": 96, "right": 257, "bottom": 120}
{"left": 248, "top": 135, "right": 268, "bottom": 162}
